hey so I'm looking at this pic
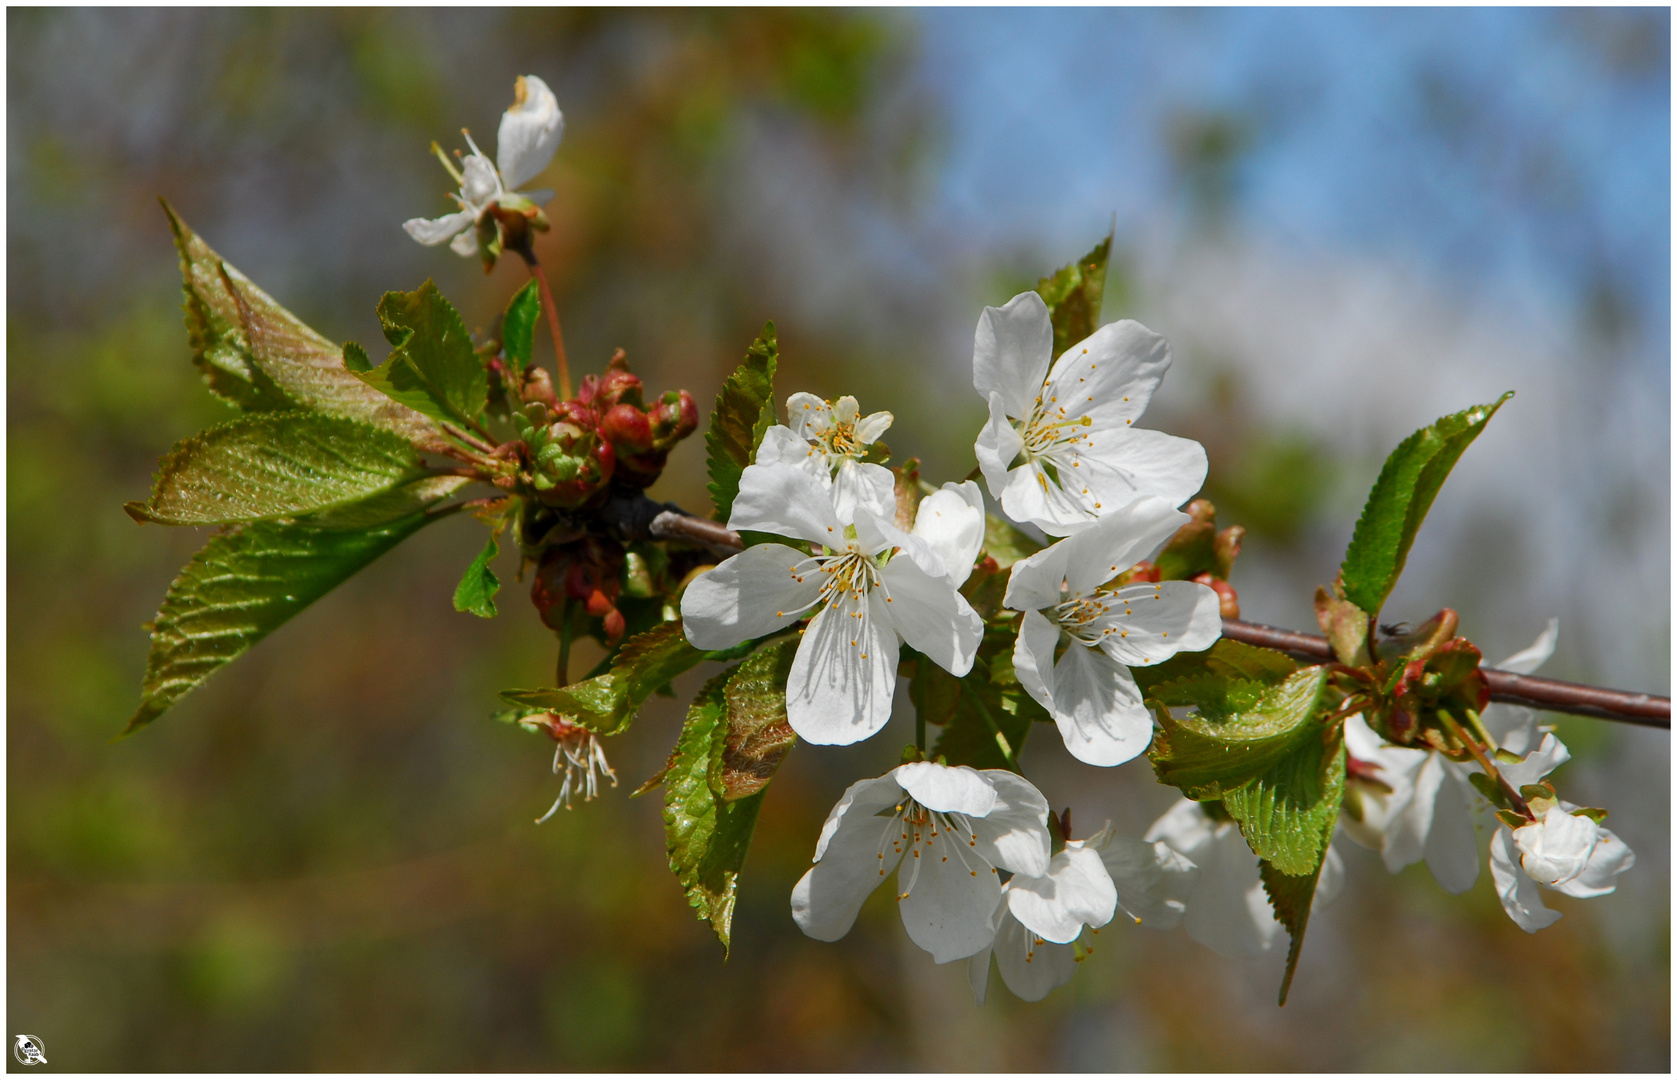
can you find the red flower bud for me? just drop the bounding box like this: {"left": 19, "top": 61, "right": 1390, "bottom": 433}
{"left": 522, "top": 365, "right": 557, "bottom": 409}
{"left": 649, "top": 389, "right": 699, "bottom": 449}
{"left": 1191, "top": 572, "right": 1241, "bottom": 619}
{"left": 599, "top": 403, "right": 654, "bottom": 453}
{"left": 595, "top": 369, "right": 645, "bottom": 411}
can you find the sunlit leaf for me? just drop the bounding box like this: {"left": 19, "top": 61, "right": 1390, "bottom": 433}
{"left": 163, "top": 202, "right": 446, "bottom": 451}
{"left": 124, "top": 412, "right": 424, "bottom": 526}
{"left": 352, "top": 281, "right": 489, "bottom": 430}
{"left": 705, "top": 321, "right": 778, "bottom": 522}
{"left": 127, "top": 494, "right": 460, "bottom": 733}
{"left": 715, "top": 641, "right": 799, "bottom": 800}
{"left": 1147, "top": 664, "right": 1327, "bottom": 800}
{"left": 1339, "top": 393, "right": 1513, "bottom": 617}
{"left": 499, "top": 620, "right": 705, "bottom": 736}
{"left": 1035, "top": 231, "right": 1112, "bottom": 359}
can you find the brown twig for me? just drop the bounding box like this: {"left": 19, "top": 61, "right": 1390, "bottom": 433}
{"left": 1220, "top": 618, "right": 1670, "bottom": 728}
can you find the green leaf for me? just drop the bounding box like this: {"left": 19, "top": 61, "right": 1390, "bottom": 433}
{"left": 162, "top": 202, "right": 446, "bottom": 451}
{"left": 343, "top": 341, "right": 373, "bottom": 374}
{"left": 1222, "top": 719, "right": 1344, "bottom": 875}
{"left": 1132, "top": 637, "right": 1297, "bottom": 702}
{"left": 501, "top": 280, "right": 542, "bottom": 367}
{"left": 1339, "top": 393, "right": 1513, "bottom": 616}
{"left": 705, "top": 322, "right": 778, "bottom": 522}
{"left": 1147, "top": 665, "right": 1329, "bottom": 799}
{"left": 499, "top": 620, "right": 706, "bottom": 736}
{"left": 1261, "top": 851, "right": 1329, "bottom": 1008}
{"left": 981, "top": 511, "right": 1043, "bottom": 570}
{"left": 1035, "top": 231, "right": 1112, "bottom": 359}
{"left": 124, "top": 412, "right": 425, "bottom": 526}
{"left": 715, "top": 641, "right": 799, "bottom": 799}
{"left": 300, "top": 475, "right": 471, "bottom": 529}
{"left": 662, "top": 667, "right": 769, "bottom": 954}
{"left": 355, "top": 281, "right": 489, "bottom": 430}
{"left": 453, "top": 534, "right": 501, "bottom": 618}
{"left": 127, "top": 501, "right": 452, "bottom": 733}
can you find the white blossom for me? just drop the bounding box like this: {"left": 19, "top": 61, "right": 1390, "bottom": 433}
{"left": 971, "top": 290, "right": 1207, "bottom": 535}
{"left": 1490, "top": 805, "right": 1635, "bottom": 933}
{"left": 403, "top": 74, "right": 563, "bottom": 257}
{"left": 1339, "top": 621, "right": 1565, "bottom": 895}
{"left": 1005, "top": 497, "right": 1223, "bottom": 766}
{"left": 967, "top": 821, "right": 1197, "bottom": 1003}
{"left": 680, "top": 463, "right": 982, "bottom": 745}
{"left": 755, "top": 393, "right": 897, "bottom": 522}
{"left": 791, "top": 762, "right": 1052, "bottom": 963}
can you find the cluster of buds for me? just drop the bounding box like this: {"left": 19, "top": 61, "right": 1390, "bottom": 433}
{"left": 509, "top": 352, "right": 698, "bottom": 510}
{"left": 1114, "top": 499, "right": 1243, "bottom": 618}
{"left": 530, "top": 534, "right": 628, "bottom": 644}
{"left": 1370, "top": 608, "right": 1489, "bottom": 748}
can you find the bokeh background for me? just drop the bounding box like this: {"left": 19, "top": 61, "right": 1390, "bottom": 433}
{"left": 8, "top": 7, "right": 1669, "bottom": 1071}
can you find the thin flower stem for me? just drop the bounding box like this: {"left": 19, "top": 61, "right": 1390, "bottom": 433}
{"left": 520, "top": 252, "right": 572, "bottom": 401}
{"left": 556, "top": 599, "right": 574, "bottom": 687}
{"left": 915, "top": 704, "right": 926, "bottom": 756}
{"left": 1439, "top": 709, "right": 1531, "bottom": 819}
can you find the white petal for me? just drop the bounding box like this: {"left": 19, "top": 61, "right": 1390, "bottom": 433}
{"left": 911, "top": 482, "right": 985, "bottom": 587}
{"left": 1563, "top": 822, "right": 1635, "bottom": 898}
{"left": 1011, "top": 609, "right": 1060, "bottom": 718}
{"left": 729, "top": 463, "right": 843, "bottom": 546}
{"left": 992, "top": 908, "right": 1077, "bottom": 1002}
{"left": 679, "top": 543, "right": 822, "bottom": 650}
{"left": 1049, "top": 643, "right": 1153, "bottom": 767}
{"left": 854, "top": 410, "right": 893, "bottom": 444}
{"left": 898, "top": 842, "right": 1004, "bottom": 963}
{"left": 1492, "top": 617, "right": 1559, "bottom": 676}
{"left": 496, "top": 74, "right": 564, "bottom": 192}
{"left": 515, "top": 186, "right": 555, "bottom": 206}
{"left": 972, "top": 291, "right": 1052, "bottom": 419}
{"left": 1315, "top": 842, "right": 1345, "bottom": 907}
{"left": 1059, "top": 496, "right": 1190, "bottom": 597}
{"left": 831, "top": 460, "right": 896, "bottom": 523}
{"left": 784, "top": 588, "right": 899, "bottom": 745}
{"left": 998, "top": 458, "right": 1099, "bottom": 536}
{"left": 894, "top": 762, "right": 996, "bottom": 817}
{"left": 1073, "top": 425, "right": 1209, "bottom": 512}
{"left": 1045, "top": 318, "right": 1171, "bottom": 429}
{"left": 460, "top": 152, "right": 500, "bottom": 205}
{"left": 1094, "top": 580, "right": 1223, "bottom": 668}
{"left": 1490, "top": 825, "right": 1561, "bottom": 932}
{"left": 792, "top": 774, "right": 905, "bottom": 940}
{"left": 1184, "top": 823, "right": 1282, "bottom": 958}
{"left": 753, "top": 424, "right": 823, "bottom": 473}
{"left": 879, "top": 555, "right": 982, "bottom": 677}
{"left": 831, "top": 396, "right": 860, "bottom": 425}
{"left": 1514, "top": 805, "right": 1598, "bottom": 888}
{"left": 974, "top": 392, "right": 1025, "bottom": 503}
{"left": 1096, "top": 832, "right": 1199, "bottom": 928}
{"left": 1500, "top": 731, "right": 1570, "bottom": 790}
{"left": 1423, "top": 765, "right": 1480, "bottom": 894}
{"left": 448, "top": 226, "right": 479, "bottom": 257}
{"left": 1006, "top": 846, "right": 1117, "bottom": 942}
{"left": 1381, "top": 749, "right": 1441, "bottom": 874}
{"left": 403, "top": 209, "right": 475, "bottom": 246}
{"left": 1144, "top": 798, "right": 1215, "bottom": 857}
{"left": 1002, "top": 537, "right": 1074, "bottom": 614}
{"left": 785, "top": 392, "right": 830, "bottom": 440}
{"left": 968, "top": 770, "right": 1052, "bottom": 878}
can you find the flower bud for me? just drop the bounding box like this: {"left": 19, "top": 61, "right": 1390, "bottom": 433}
{"left": 1191, "top": 572, "right": 1241, "bottom": 619}
{"left": 599, "top": 403, "right": 654, "bottom": 453}
{"left": 522, "top": 366, "right": 557, "bottom": 410}
{"left": 594, "top": 368, "right": 645, "bottom": 411}
{"left": 649, "top": 389, "right": 699, "bottom": 450}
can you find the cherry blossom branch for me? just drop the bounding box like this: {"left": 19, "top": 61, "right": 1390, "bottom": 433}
{"left": 602, "top": 498, "right": 1670, "bottom": 729}
{"left": 1221, "top": 618, "right": 1671, "bottom": 729}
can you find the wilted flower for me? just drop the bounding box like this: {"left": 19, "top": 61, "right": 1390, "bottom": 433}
{"left": 971, "top": 290, "right": 1207, "bottom": 535}
{"left": 519, "top": 713, "right": 618, "bottom": 823}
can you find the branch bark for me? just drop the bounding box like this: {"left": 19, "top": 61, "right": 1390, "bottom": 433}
{"left": 615, "top": 499, "right": 1669, "bottom": 730}
{"left": 1220, "top": 618, "right": 1670, "bottom": 729}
